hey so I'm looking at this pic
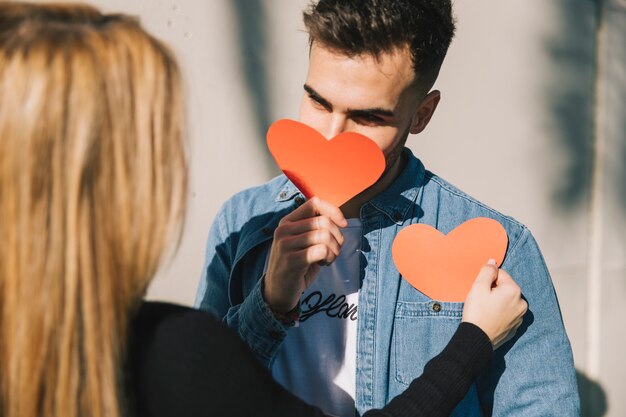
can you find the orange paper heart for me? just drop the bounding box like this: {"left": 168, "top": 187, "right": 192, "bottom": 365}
{"left": 267, "top": 119, "right": 386, "bottom": 207}
{"left": 392, "top": 218, "right": 508, "bottom": 302}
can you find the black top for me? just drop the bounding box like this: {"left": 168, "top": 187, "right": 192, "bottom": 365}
{"left": 129, "top": 302, "right": 492, "bottom": 417}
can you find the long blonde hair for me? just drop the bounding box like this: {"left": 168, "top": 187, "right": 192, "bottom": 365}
{"left": 0, "top": 3, "right": 187, "bottom": 417}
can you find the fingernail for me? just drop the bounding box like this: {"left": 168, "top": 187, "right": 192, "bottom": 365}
{"left": 487, "top": 259, "right": 497, "bottom": 266}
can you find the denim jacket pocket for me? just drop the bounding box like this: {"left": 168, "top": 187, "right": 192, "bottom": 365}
{"left": 392, "top": 300, "right": 464, "bottom": 386}
{"left": 391, "top": 300, "right": 483, "bottom": 416}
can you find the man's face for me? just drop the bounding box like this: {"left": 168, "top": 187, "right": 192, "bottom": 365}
{"left": 299, "top": 43, "right": 434, "bottom": 176}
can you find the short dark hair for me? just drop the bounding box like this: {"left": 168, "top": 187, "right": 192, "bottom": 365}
{"left": 303, "top": 0, "right": 455, "bottom": 91}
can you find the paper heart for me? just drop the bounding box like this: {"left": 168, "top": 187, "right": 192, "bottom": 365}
{"left": 392, "top": 217, "right": 508, "bottom": 302}
{"left": 267, "top": 119, "right": 386, "bottom": 207}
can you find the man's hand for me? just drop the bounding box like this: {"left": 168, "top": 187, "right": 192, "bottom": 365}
{"left": 462, "top": 260, "right": 528, "bottom": 349}
{"left": 263, "top": 197, "right": 348, "bottom": 313}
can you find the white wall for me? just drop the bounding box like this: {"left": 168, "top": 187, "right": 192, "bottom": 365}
{"left": 30, "top": 1, "right": 626, "bottom": 416}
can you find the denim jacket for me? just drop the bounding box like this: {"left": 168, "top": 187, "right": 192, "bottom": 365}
{"left": 195, "top": 148, "right": 580, "bottom": 416}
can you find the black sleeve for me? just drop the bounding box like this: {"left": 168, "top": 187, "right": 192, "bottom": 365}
{"left": 131, "top": 303, "right": 491, "bottom": 417}
{"left": 131, "top": 302, "right": 326, "bottom": 417}
{"left": 363, "top": 322, "right": 493, "bottom": 417}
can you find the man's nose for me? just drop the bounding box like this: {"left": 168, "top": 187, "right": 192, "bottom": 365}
{"left": 320, "top": 114, "right": 348, "bottom": 140}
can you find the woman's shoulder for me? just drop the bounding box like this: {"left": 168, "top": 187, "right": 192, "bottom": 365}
{"left": 129, "top": 301, "right": 257, "bottom": 416}
{"left": 129, "top": 301, "right": 319, "bottom": 417}
{"left": 133, "top": 301, "right": 225, "bottom": 339}
{"left": 131, "top": 301, "right": 251, "bottom": 373}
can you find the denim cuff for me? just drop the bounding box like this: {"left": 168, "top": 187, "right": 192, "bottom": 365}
{"left": 237, "top": 276, "right": 291, "bottom": 367}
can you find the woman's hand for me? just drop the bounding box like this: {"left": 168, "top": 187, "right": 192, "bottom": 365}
{"left": 462, "top": 260, "right": 528, "bottom": 349}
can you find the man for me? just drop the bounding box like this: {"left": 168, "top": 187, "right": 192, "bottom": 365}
{"left": 195, "top": 1, "right": 580, "bottom": 416}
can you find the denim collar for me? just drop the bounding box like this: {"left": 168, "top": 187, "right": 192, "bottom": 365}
{"left": 368, "top": 147, "right": 424, "bottom": 225}
{"left": 273, "top": 147, "right": 425, "bottom": 224}
{"left": 274, "top": 182, "right": 301, "bottom": 202}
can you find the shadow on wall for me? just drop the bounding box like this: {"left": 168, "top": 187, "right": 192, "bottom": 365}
{"left": 620, "top": 86, "right": 626, "bottom": 211}
{"left": 577, "top": 369, "right": 608, "bottom": 417}
{"left": 547, "top": 0, "right": 626, "bottom": 212}
{"left": 546, "top": 2, "right": 622, "bottom": 416}
{"left": 608, "top": 2, "right": 626, "bottom": 211}
{"left": 230, "top": 0, "right": 280, "bottom": 177}
{"left": 544, "top": 0, "right": 598, "bottom": 213}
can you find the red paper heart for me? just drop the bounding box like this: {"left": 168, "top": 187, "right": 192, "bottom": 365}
{"left": 392, "top": 218, "right": 508, "bottom": 302}
{"left": 267, "top": 119, "right": 386, "bottom": 207}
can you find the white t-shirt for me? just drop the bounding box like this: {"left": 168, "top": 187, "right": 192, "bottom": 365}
{"left": 271, "top": 218, "right": 362, "bottom": 417}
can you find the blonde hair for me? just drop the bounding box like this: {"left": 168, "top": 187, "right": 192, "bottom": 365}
{"left": 0, "top": 3, "right": 187, "bottom": 417}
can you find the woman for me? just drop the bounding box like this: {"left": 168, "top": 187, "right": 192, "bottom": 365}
{"left": 0, "top": 3, "right": 526, "bottom": 417}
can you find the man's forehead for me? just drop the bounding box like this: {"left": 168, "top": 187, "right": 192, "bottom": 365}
{"left": 305, "top": 43, "right": 418, "bottom": 108}
{"left": 309, "top": 42, "right": 415, "bottom": 76}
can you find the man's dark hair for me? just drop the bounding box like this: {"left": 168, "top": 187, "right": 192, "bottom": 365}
{"left": 303, "top": 0, "right": 455, "bottom": 92}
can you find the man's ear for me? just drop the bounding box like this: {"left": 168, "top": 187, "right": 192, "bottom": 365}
{"left": 410, "top": 90, "right": 441, "bottom": 134}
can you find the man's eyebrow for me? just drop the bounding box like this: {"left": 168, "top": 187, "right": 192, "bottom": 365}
{"left": 303, "top": 83, "right": 396, "bottom": 119}
{"left": 303, "top": 84, "right": 332, "bottom": 110}
{"left": 347, "top": 107, "right": 395, "bottom": 119}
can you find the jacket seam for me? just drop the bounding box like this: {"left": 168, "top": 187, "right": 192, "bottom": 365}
{"left": 425, "top": 172, "right": 525, "bottom": 229}
{"left": 504, "top": 225, "right": 530, "bottom": 259}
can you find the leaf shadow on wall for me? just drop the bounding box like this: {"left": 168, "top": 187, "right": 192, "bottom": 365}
{"left": 545, "top": 2, "right": 622, "bottom": 416}
{"left": 547, "top": 1, "right": 626, "bottom": 214}
{"left": 231, "top": 0, "right": 280, "bottom": 177}
{"left": 544, "top": 1, "right": 596, "bottom": 214}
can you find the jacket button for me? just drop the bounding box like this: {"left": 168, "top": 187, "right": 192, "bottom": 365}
{"left": 261, "top": 227, "right": 272, "bottom": 235}
{"left": 432, "top": 303, "right": 442, "bottom": 312}
{"left": 269, "top": 331, "right": 282, "bottom": 340}
{"left": 393, "top": 212, "right": 402, "bottom": 222}
{"left": 294, "top": 196, "right": 305, "bottom": 206}
{"left": 278, "top": 191, "right": 287, "bottom": 199}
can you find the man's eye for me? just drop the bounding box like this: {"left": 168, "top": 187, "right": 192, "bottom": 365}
{"left": 309, "top": 96, "right": 329, "bottom": 110}
{"left": 355, "top": 115, "right": 385, "bottom": 126}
